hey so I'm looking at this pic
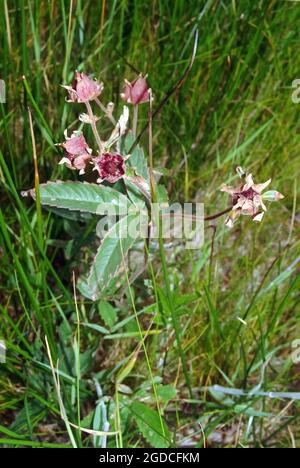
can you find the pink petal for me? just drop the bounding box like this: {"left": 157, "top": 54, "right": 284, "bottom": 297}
{"left": 253, "top": 212, "right": 264, "bottom": 222}
{"left": 131, "top": 76, "right": 149, "bottom": 104}
{"left": 64, "top": 134, "right": 90, "bottom": 156}
{"left": 252, "top": 179, "right": 271, "bottom": 194}
{"left": 59, "top": 157, "right": 74, "bottom": 170}
{"left": 75, "top": 73, "right": 102, "bottom": 102}
{"left": 220, "top": 184, "right": 239, "bottom": 195}
{"left": 73, "top": 154, "right": 91, "bottom": 172}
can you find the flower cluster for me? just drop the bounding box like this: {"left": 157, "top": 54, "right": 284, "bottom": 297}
{"left": 58, "top": 72, "right": 150, "bottom": 183}
{"left": 57, "top": 71, "right": 284, "bottom": 230}
{"left": 221, "top": 169, "right": 284, "bottom": 228}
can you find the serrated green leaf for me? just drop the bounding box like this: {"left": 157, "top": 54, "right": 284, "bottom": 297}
{"left": 87, "top": 212, "right": 148, "bottom": 300}
{"left": 131, "top": 402, "right": 170, "bottom": 448}
{"left": 43, "top": 206, "right": 94, "bottom": 222}
{"left": 25, "top": 181, "right": 131, "bottom": 215}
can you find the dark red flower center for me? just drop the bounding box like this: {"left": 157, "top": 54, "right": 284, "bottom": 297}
{"left": 66, "top": 152, "right": 75, "bottom": 162}
{"left": 105, "top": 160, "right": 119, "bottom": 173}
{"left": 96, "top": 153, "right": 125, "bottom": 182}
{"left": 240, "top": 188, "right": 256, "bottom": 200}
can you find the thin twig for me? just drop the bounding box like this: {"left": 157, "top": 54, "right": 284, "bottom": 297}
{"left": 148, "top": 89, "right": 156, "bottom": 200}
{"left": 204, "top": 207, "right": 232, "bottom": 221}
{"left": 28, "top": 108, "right": 43, "bottom": 247}
{"left": 128, "top": 29, "right": 199, "bottom": 154}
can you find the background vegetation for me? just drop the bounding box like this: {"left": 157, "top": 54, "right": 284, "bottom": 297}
{"left": 0, "top": 0, "right": 299, "bottom": 448}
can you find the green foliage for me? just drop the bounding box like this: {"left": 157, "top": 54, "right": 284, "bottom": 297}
{"left": 86, "top": 212, "right": 148, "bottom": 300}
{"left": 98, "top": 301, "right": 118, "bottom": 329}
{"left": 122, "top": 133, "right": 149, "bottom": 182}
{"left": 0, "top": 0, "right": 299, "bottom": 449}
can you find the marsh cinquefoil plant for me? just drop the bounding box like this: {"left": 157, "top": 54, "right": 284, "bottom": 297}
{"left": 22, "top": 68, "right": 285, "bottom": 446}
{"left": 25, "top": 70, "right": 284, "bottom": 301}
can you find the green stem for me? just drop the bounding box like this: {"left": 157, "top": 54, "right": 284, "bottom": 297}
{"left": 132, "top": 104, "right": 138, "bottom": 139}
{"left": 148, "top": 90, "right": 193, "bottom": 399}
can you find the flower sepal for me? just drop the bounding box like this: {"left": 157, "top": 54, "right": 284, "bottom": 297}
{"left": 261, "top": 190, "right": 284, "bottom": 201}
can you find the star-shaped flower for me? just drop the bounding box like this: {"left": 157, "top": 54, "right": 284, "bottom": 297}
{"left": 221, "top": 170, "right": 284, "bottom": 228}
{"left": 93, "top": 153, "right": 126, "bottom": 184}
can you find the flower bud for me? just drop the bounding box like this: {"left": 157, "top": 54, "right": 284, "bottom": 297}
{"left": 63, "top": 72, "right": 103, "bottom": 103}
{"left": 121, "top": 75, "right": 150, "bottom": 105}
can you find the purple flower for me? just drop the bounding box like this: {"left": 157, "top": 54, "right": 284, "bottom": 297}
{"left": 221, "top": 172, "right": 284, "bottom": 228}
{"left": 63, "top": 72, "right": 103, "bottom": 103}
{"left": 94, "top": 153, "right": 126, "bottom": 184}
{"left": 58, "top": 131, "right": 92, "bottom": 174}
{"left": 121, "top": 75, "right": 150, "bottom": 105}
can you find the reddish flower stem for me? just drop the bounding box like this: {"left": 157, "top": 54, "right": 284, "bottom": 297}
{"left": 204, "top": 207, "right": 232, "bottom": 221}
{"left": 85, "top": 101, "right": 103, "bottom": 154}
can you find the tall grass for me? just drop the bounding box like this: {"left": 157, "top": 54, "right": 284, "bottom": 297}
{"left": 0, "top": 0, "right": 299, "bottom": 448}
